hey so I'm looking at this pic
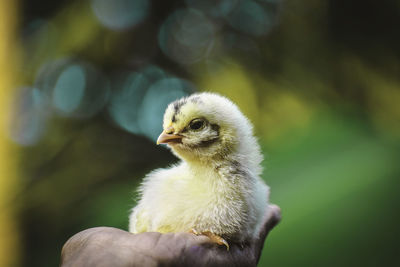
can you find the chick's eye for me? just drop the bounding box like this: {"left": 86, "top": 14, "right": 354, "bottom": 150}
{"left": 189, "top": 119, "right": 205, "bottom": 130}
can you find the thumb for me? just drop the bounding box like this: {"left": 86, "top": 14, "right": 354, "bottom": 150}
{"left": 253, "top": 204, "right": 281, "bottom": 262}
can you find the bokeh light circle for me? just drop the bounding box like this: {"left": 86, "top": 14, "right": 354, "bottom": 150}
{"left": 158, "top": 8, "right": 215, "bottom": 65}
{"left": 108, "top": 69, "right": 195, "bottom": 141}
{"left": 53, "top": 64, "right": 86, "bottom": 114}
{"left": 184, "top": 0, "right": 239, "bottom": 18}
{"left": 226, "top": 0, "right": 272, "bottom": 36}
{"left": 8, "top": 87, "right": 48, "bottom": 146}
{"left": 34, "top": 58, "right": 110, "bottom": 118}
{"left": 108, "top": 72, "right": 150, "bottom": 134}
{"left": 91, "top": 0, "right": 149, "bottom": 31}
{"left": 138, "top": 78, "right": 195, "bottom": 141}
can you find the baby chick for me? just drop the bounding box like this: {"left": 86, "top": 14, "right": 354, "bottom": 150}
{"left": 129, "top": 92, "right": 269, "bottom": 249}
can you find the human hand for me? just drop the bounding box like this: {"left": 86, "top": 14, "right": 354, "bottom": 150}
{"left": 60, "top": 204, "right": 280, "bottom": 267}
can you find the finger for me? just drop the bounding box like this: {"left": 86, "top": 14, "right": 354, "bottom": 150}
{"left": 61, "top": 227, "right": 159, "bottom": 267}
{"left": 61, "top": 227, "right": 111, "bottom": 267}
{"left": 254, "top": 204, "right": 281, "bottom": 261}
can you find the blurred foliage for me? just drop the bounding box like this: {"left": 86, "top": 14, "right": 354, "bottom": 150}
{"left": 1, "top": 0, "right": 399, "bottom": 266}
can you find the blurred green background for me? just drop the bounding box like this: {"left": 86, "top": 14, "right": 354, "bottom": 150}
{"left": 0, "top": 0, "right": 399, "bottom": 266}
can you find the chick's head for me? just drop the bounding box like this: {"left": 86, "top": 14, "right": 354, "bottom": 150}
{"left": 157, "top": 93, "right": 257, "bottom": 164}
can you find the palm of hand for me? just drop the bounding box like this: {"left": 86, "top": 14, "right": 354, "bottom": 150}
{"left": 61, "top": 205, "right": 280, "bottom": 267}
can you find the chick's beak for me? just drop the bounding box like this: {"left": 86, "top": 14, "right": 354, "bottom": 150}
{"left": 156, "top": 127, "right": 183, "bottom": 145}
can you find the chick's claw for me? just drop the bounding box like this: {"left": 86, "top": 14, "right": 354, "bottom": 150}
{"left": 190, "top": 230, "right": 230, "bottom": 251}
{"left": 189, "top": 228, "right": 200, "bottom": 235}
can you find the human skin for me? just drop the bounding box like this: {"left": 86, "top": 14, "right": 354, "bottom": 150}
{"left": 60, "top": 204, "right": 280, "bottom": 267}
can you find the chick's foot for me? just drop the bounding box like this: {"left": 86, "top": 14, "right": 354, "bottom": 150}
{"left": 189, "top": 229, "right": 230, "bottom": 250}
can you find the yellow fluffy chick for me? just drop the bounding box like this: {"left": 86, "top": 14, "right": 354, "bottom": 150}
{"left": 129, "top": 92, "right": 269, "bottom": 249}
